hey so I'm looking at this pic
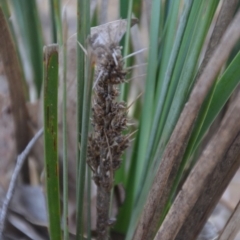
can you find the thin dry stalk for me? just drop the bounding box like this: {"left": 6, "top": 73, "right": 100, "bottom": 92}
{"left": 0, "top": 128, "right": 43, "bottom": 239}
{"left": 0, "top": 7, "right": 31, "bottom": 183}
{"left": 174, "top": 90, "right": 240, "bottom": 239}
{"left": 87, "top": 43, "right": 130, "bottom": 239}
{"left": 197, "top": 0, "right": 239, "bottom": 76}
{"left": 218, "top": 199, "right": 240, "bottom": 240}
{"left": 173, "top": 93, "right": 240, "bottom": 239}
{"left": 174, "top": 134, "right": 240, "bottom": 240}
{"left": 154, "top": 90, "right": 240, "bottom": 240}
{"left": 133, "top": 9, "right": 240, "bottom": 240}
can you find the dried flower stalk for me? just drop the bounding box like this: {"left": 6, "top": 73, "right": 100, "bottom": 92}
{"left": 87, "top": 41, "right": 130, "bottom": 239}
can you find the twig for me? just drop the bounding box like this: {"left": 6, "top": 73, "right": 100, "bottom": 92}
{"left": 133, "top": 8, "right": 240, "bottom": 240}
{"left": 0, "top": 128, "right": 43, "bottom": 238}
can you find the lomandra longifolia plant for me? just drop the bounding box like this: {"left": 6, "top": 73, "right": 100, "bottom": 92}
{"left": 87, "top": 20, "right": 132, "bottom": 239}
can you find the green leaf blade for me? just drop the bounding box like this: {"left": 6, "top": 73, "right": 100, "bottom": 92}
{"left": 43, "top": 44, "right": 62, "bottom": 240}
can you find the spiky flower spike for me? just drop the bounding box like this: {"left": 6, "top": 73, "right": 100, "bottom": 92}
{"left": 87, "top": 38, "right": 130, "bottom": 239}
